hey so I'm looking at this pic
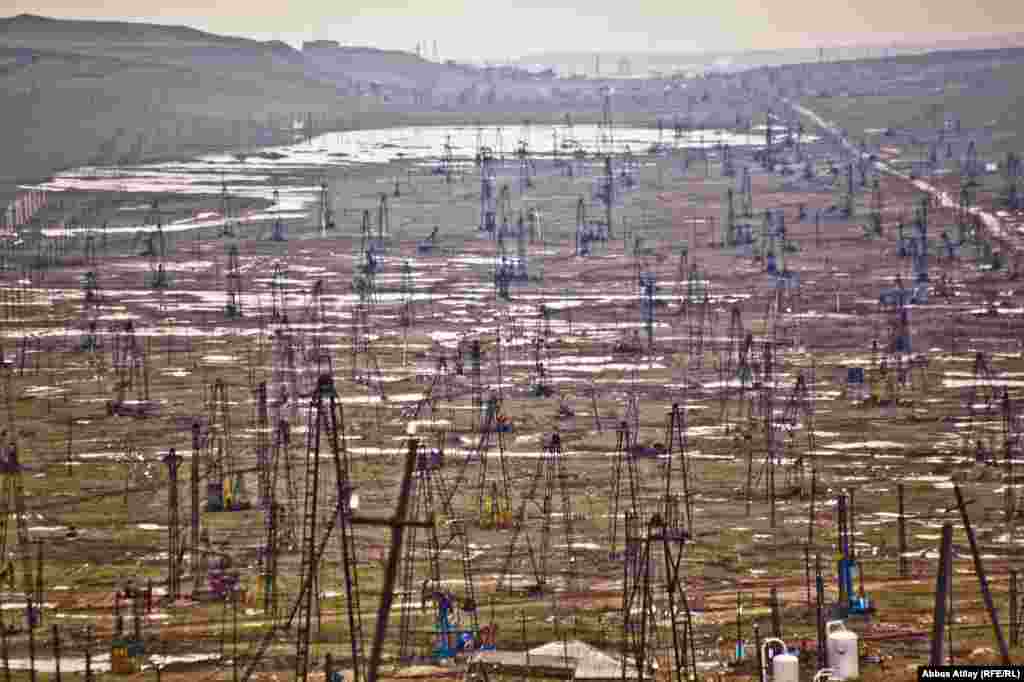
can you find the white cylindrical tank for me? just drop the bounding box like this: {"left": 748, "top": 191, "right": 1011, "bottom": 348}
{"left": 772, "top": 651, "right": 800, "bottom": 682}
{"left": 826, "top": 621, "right": 859, "bottom": 681}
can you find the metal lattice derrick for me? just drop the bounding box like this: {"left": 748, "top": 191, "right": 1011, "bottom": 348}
{"left": 162, "top": 449, "right": 183, "bottom": 603}
{"left": 727, "top": 306, "right": 744, "bottom": 377}
{"left": 397, "top": 447, "right": 444, "bottom": 663}
{"left": 377, "top": 193, "right": 390, "bottom": 241}
{"left": 225, "top": 241, "right": 243, "bottom": 319}
{"left": 621, "top": 512, "right": 658, "bottom": 682}
{"left": 479, "top": 147, "right": 497, "bottom": 235}
{"left": 270, "top": 262, "right": 288, "bottom": 325}
{"left": 498, "top": 433, "right": 576, "bottom": 595}
{"left": 304, "top": 279, "right": 333, "bottom": 384}
{"left": 295, "top": 375, "right": 339, "bottom": 681}
{"left": 517, "top": 135, "right": 533, "bottom": 192}
{"left": 204, "top": 379, "right": 251, "bottom": 512}
{"left": 0, "top": 439, "right": 36, "bottom": 629}
{"left": 234, "top": 373, "right": 352, "bottom": 682}
{"left": 441, "top": 395, "right": 512, "bottom": 529}
{"left": 335, "top": 466, "right": 365, "bottom": 682}
{"left": 780, "top": 372, "right": 816, "bottom": 496}
{"left": 497, "top": 184, "right": 513, "bottom": 241}
{"left": 608, "top": 420, "right": 642, "bottom": 560}
{"left": 651, "top": 514, "right": 696, "bottom": 682}
{"left": 663, "top": 403, "right": 694, "bottom": 537}
{"left": 256, "top": 382, "right": 271, "bottom": 509}
{"left": 971, "top": 351, "right": 998, "bottom": 414}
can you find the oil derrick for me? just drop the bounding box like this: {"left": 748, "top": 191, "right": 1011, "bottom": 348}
{"left": 272, "top": 318, "right": 302, "bottom": 428}
{"left": 295, "top": 375, "right": 356, "bottom": 682}
{"left": 958, "top": 182, "right": 977, "bottom": 246}
{"left": 395, "top": 446, "right": 458, "bottom": 662}
{"left": 466, "top": 339, "right": 484, "bottom": 419}
{"left": 599, "top": 85, "right": 614, "bottom": 154}
{"left": 515, "top": 212, "right": 529, "bottom": 281}
{"left": 478, "top": 147, "right": 497, "bottom": 235}
{"left": 135, "top": 200, "right": 169, "bottom": 289}
{"left": 261, "top": 418, "right": 291, "bottom": 622}
{"left": 225, "top": 242, "right": 243, "bottom": 319}
{"left": 663, "top": 403, "right": 694, "bottom": 536}
{"left": 107, "top": 321, "right": 151, "bottom": 416}
{"left": 964, "top": 140, "right": 979, "bottom": 183}
{"left": 529, "top": 322, "right": 552, "bottom": 397}
{"left": 608, "top": 421, "right": 642, "bottom": 560}
{"left": 351, "top": 274, "right": 384, "bottom": 400}
{"left": 205, "top": 379, "right": 250, "bottom": 512}
{"left": 162, "top": 449, "right": 183, "bottom": 602}
{"left": 377, "top": 193, "right": 390, "bottom": 241}
{"left": 270, "top": 263, "right": 288, "bottom": 324}
{"left": 598, "top": 155, "right": 615, "bottom": 240}
{"left": 911, "top": 198, "right": 930, "bottom": 290}
{"left": 417, "top": 517, "right": 481, "bottom": 663}
{"left": 651, "top": 514, "right": 696, "bottom": 682}
{"left": 780, "top": 373, "right": 816, "bottom": 496}
{"left": 255, "top": 381, "right": 283, "bottom": 619}
{"left": 721, "top": 143, "right": 735, "bottom": 178}
{"left": 639, "top": 272, "right": 656, "bottom": 348}
{"left": 858, "top": 144, "right": 871, "bottom": 187}
{"left": 439, "top": 134, "right": 455, "bottom": 184}
{"left": 304, "top": 280, "right": 332, "bottom": 382}
{"left": 876, "top": 283, "right": 911, "bottom": 402}
{"left": 516, "top": 136, "right": 533, "bottom": 192}
{"left": 620, "top": 512, "right": 659, "bottom": 682}
{"left": 442, "top": 394, "right": 513, "bottom": 529}
{"left": 741, "top": 166, "right": 753, "bottom": 218}
{"left": 620, "top": 146, "right": 638, "bottom": 190}
{"left": 220, "top": 178, "right": 235, "bottom": 238}
{"left": 320, "top": 181, "right": 336, "bottom": 234}
{"left": 270, "top": 187, "right": 287, "bottom": 242}
{"left": 753, "top": 345, "right": 783, "bottom": 528}
{"left": 684, "top": 263, "right": 712, "bottom": 362}
{"left": 359, "top": 210, "right": 381, "bottom": 276}
{"left": 499, "top": 433, "right": 577, "bottom": 594}
{"left": 575, "top": 198, "right": 593, "bottom": 256}
{"left": 726, "top": 306, "right": 744, "bottom": 378}
{"left": 0, "top": 440, "right": 39, "bottom": 629}
{"left": 970, "top": 352, "right": 998, "bottom": 415}
{"left": 842, "top": 163, "right": 854, "bottom": 218}
{"left": 762, "top": 108, "right": 774, "bottom": 170}
{"left": 869, "top": 177, "right": 883, "bottom": 237}
{"left": 494, "top": 202, "right": 513, "bottom": 301}
{"left": 189, "top": 422, "right": 203, "bottom": 595}
{"left": 497, "top": 184, "right": 513, "bottom": 241}
{"left": 724, "top": 188, "right": 736, "bottom": 247}
{"left": 400, "top": 260, "right": 415, "bottom": 364}
{"left": 255, "top": 382, "right": 272, "bottom": 509}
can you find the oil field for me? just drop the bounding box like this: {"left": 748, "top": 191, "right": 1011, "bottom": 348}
{"left": 4, "top": 11, "right": 1024, "bottom": 682}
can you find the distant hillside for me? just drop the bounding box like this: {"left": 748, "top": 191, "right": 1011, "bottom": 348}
{"left": 0, "top": 14, "right": 495, "bottom": 200}
{"left": 521, "top": 33, "right": 1024, "bottom": 76}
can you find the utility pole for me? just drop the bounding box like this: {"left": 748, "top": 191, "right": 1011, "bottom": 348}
{"left": 365, "top": 439, "right": 435, "bottom": 682}
{"left": 162, "top": 449, "right": 182, "bottom": 602}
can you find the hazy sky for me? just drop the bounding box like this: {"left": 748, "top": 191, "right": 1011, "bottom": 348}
{"left": 6, "top": 0, "right": 1024, "bottom": 61}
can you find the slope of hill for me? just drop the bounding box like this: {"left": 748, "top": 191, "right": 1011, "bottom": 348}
{"left": 0, "top": 14, "right": 490, "bottom": 201}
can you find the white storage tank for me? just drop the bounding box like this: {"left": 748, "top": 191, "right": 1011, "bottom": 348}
{"left": 826, "top": 620, "right": 859, "bottom": 681}
{"left": 762, "top": 637, "right": 799, "bottom": 682}
{"left": 772, "top": 650, "right": 800, "bottom": 682}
